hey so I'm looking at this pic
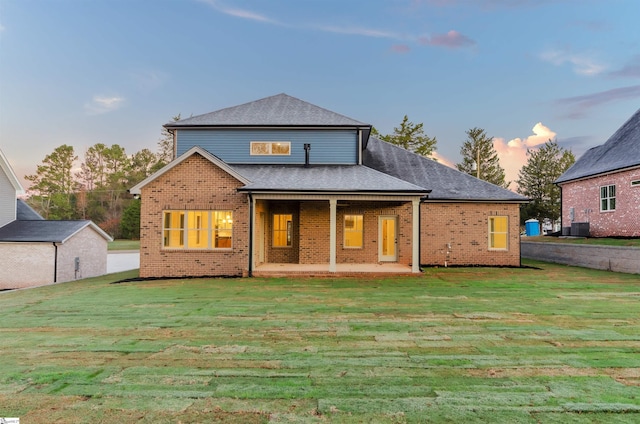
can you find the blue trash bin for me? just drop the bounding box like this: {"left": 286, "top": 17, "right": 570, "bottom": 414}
{"left": 525, "top": 219, "right": 540, "bottom": 236}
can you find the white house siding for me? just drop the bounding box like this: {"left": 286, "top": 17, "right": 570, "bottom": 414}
{"left": 0, "top": 167, "right": 17, "bottom": 228}
{"left": 0, "top": 243, "right": 55, "bottom": 289}
{"left": 57, "top": 227, "right": 108, "bottom": 283}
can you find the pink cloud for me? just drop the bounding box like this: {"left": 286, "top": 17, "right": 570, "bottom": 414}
{"left": 419, "top": 30, "right": 476, "bottom": 49}
{"left": 431, "top": 151, "right": 456, "bottom": 168}
{"left": 493, "top": 122, "right": 556, "bottom": 190}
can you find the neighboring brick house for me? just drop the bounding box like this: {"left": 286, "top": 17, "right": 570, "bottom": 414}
{"left": 0, "top": 149, "right": 112, "bottom": 289}
{"left": 130, "top": 94, "right": 527, "bottom": 277}
{"left": 556, "top": 109, "right": 640, "bottom": 237}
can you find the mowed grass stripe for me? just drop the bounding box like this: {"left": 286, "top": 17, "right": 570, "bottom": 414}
{"left": 0, "top": 261, "right": 639, "bottom": 422}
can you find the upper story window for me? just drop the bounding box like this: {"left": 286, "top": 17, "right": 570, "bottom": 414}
{"left": 631, "top": 179, "right": 640, "bottom": 187}
{"left": 488, "top": 216, "right": 508, "bottom": 250}
{"left": 163, "top": 210, "right": 233, "bottom": 249}
{"left": 251, "top": 141, "right": 291, "bottom": 156}
{"left": 600, "top": 184, "right": 616, "bottom": 212}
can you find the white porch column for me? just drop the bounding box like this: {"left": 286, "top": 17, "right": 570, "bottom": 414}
{"left": 412, "top": 198, "right": 420, "bottom": 273}
{"left": 329, "top": 198, "right": 337, "bottom": 273}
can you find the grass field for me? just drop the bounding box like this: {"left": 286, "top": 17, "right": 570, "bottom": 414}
{"left": 1, "top": 261, "right": 639, "bottom": 423}
{"left": 108, "top": 239, "right": 141, "bottom": 251}
{"left": 523, "top": 236, "right": 640, "bottom": 247}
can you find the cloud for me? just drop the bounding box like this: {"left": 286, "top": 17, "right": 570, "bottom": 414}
{"left": 608, "top": 55, "right": 640, "bottom": 79}
{"left": 316, "top": 25, "right": 400, "bottom": 39}
{"left": 130, "top": 70, "right": 169, "bottom": 92}
{"left": 540, "top": 49, "right": 606, "bottom": 76}
{"left": 85, "top": 95, "right": 125, "bottom": 115}
{"left": 494, "top": 122, "right": 557, "bottom": 189}
{"left": 419, "top": 30, "right": 476, "bottom": 48}
{"left": 556, "top": 85, "right": 640, "bottom": 119}
{"left": 198, "top": 0, "right": 277, "bottom": 24}
{"left": 431, "top": 151, "right": 456, "bottom": 168}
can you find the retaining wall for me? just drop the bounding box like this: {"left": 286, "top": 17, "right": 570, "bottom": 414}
{"left": 521, "top": 241, "right": 640, "bottom": 274}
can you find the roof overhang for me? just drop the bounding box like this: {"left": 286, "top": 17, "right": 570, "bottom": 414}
{"left": 556, "top": 164, "right": 640, "bottom": 186}
{"left": 0, "top": 149, "right": 25, "bottom": 194}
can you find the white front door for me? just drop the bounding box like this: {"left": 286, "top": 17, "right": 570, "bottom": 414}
{"left": 379, "top": 216, "right": 397, "bottom": 262}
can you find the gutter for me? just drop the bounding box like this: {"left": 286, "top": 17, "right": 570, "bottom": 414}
{"left": 248, "top": 192, "right": 254, "bottom": 277}
{"left": 53, "top": 242, "right": 58, "bottom": 283}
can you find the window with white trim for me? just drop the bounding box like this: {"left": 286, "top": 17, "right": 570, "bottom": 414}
{"left": 251, "top": 142, "right": 291, "bottom": 156}
{"left": 163, "top": 210, "right": 233, "bottom": 249}
{"left": 344, "top": 215, "right": 363, "bottom": 248}
{"left": 488, "top": 216, "right": 508, "bottom": 250}
{"left": 631, "top": 179, "right": 640, "bottom": 187}
{"left": 600, "top": 185, "right": 616, "bottom": 211}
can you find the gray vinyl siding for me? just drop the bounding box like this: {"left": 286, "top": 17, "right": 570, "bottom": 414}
{"left": 176, "top": 129, "right": 357, "bottom": 164}
{"left": 0, "top": 167, "right": 17, "bottom": 227}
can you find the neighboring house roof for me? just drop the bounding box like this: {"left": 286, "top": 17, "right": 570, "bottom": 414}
{"left": 556, "top": 108, "right": 640, "bottom": 184}
{"left": 165, "top": 93, "right": 369, "bottom": 128}
{"left": 0, "top": 148, "right": 24, "bottom": 195}
{"left": 363, "top": 137, "right": 527, "bottom": 202}
{"left": 17, "top": 199, "right": 44, "bottom": 220}
{"left": 233, "top": 164, "right": 429, "bottom": 194}
{"left": 130, "top": 146, "right": 250, "bottom": 195}
{"left": 0, "top": 220, "right": 112, "bottom": 243}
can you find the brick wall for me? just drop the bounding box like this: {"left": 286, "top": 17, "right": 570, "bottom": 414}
{"left": 421, "top": 202, "right": 521, "bottom": 267}
{"left": 139, "top": 153, "right": 249, "bottom": 277}
{"left": 299, "top": 201, "right": 330, "bottom": 264}
{"left": 560, "top": 168, "right": 640, "bottom": 237}
{"left": 57, "top": 227, "right": 108, "bottom": 282}
{"left": 0, "top": 243, "right": 55, "bottom": 289}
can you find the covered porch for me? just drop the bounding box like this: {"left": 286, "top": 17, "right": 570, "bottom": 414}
{"left": 247, "top": 193, "right": 424, "bottom": 275}
{"left": 253, "top": 262, "right": 415, "bottom": 277}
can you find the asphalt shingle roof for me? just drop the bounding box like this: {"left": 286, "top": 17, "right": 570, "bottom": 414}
{"left": 17, "top": 199, "right": 44, "bottom": 220}
{"left": 166, "top": 93, "right": 369, "bottom": 128}
{"left": 232, "top": 164, "right": 428, "bottom": 194}
{"left": 363, "top": 137, "right": 527, "bottom": 201}
{"left": 0, "top": 220, "right": 100, "bottom": 243}
{"left": 556, "top": 108, "right": 640, "bottom": 184}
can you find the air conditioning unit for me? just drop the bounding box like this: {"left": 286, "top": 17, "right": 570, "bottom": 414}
{"left": 570, "top": 222, "right": 590, "bottom": 237}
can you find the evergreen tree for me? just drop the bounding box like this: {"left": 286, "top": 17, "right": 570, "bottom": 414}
{"left": 120, "top": 198, "right": 141, "bottom": 239}
{"left": 373, "top": 115, "right": 437, "bottom": 158}
{"left": 517, "top": 140, "right": 575, "bottom": 224}
{"left": 456, "top": 127, "right": 508, "bottom": 188}
{"left": 157, "top": 114, "right": 181, "bottom": 167}
{"left": 25, "top": 144, "right": 79, "bottom": 219}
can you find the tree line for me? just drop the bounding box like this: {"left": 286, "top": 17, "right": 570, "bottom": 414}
{"left": 24, "top": 115, "right": 574, "bottom": 239}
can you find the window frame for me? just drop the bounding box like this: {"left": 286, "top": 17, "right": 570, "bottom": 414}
{"left": 488, "top": 216, "right": 508, "bottom": 251}
{"left": 631, "top": 179, "right": 640, "bottom": 187}
{"left": 600, "top": 184, "right": 616, "bottom": 212}
{"left": 272, "top": 213, "right": 293, "bottom": 248}
{"left": 343, "top": 214, "right": 364, "bottom": 249}
{"left": 162, "top": 210, "right": 233, "bottom": 250}
{"left": 250, "top": 141, "right": 291, "bottom": 156}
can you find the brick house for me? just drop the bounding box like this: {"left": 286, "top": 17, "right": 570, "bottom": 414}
{"left": 556, "top": 109, "right": 640, "bottom": 237}
{"left": 0, "top": 149, "right": 112, "bottom": 289}
{"left": 130, "top": 94, "right": 526, "bottom": 277}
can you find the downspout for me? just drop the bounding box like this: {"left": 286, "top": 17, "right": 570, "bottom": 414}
{"left": 248, "top": 192, "right": 254, "bottom": 277}
{"left": 53, "top": 242, "right": 58, "bottom": 283}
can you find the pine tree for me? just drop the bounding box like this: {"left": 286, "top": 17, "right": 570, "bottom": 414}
{"left": 373, "top": 115, "right": 437, "bottom": 158}
{"left": 456, "top": 127, "right": 508, "bottom": 188}
{"left": 517, "top": 139, "right": 575, "bottom": 223}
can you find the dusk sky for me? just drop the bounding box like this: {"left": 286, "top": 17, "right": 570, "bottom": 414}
{"left": 1, "top": 0, "right": 639, "bottom": 191}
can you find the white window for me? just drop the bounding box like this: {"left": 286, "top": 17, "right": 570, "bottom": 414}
{"left": 344, "top": 215, "right": 363, "bottom": 248}
{"left": 488, "top": 216, "right": 508, "bottom": 250}
{"left": 631, "top": 179, "right": 640, "bottom": 187}
{"left": 251, "top": 142, "right": 291, "bottom": 156}
{"left": 163, "top": 210, "right": 232, "bottom": 249}
{"left": 600, "top": 185, "right": 616, "bottom": 211}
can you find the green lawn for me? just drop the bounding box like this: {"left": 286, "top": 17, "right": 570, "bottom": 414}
{"left": 1, "top": 261, "right": 639, "bottom": 423}
{"left": 108, "top": 239, "right": 141, "bottom": 251}
{"left": 523, "top": 236, "right": 640, "bottom": 247}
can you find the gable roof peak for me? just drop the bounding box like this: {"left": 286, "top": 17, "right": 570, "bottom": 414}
{"left": 165, "top": 93, "right": 369, "bottom": 128}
